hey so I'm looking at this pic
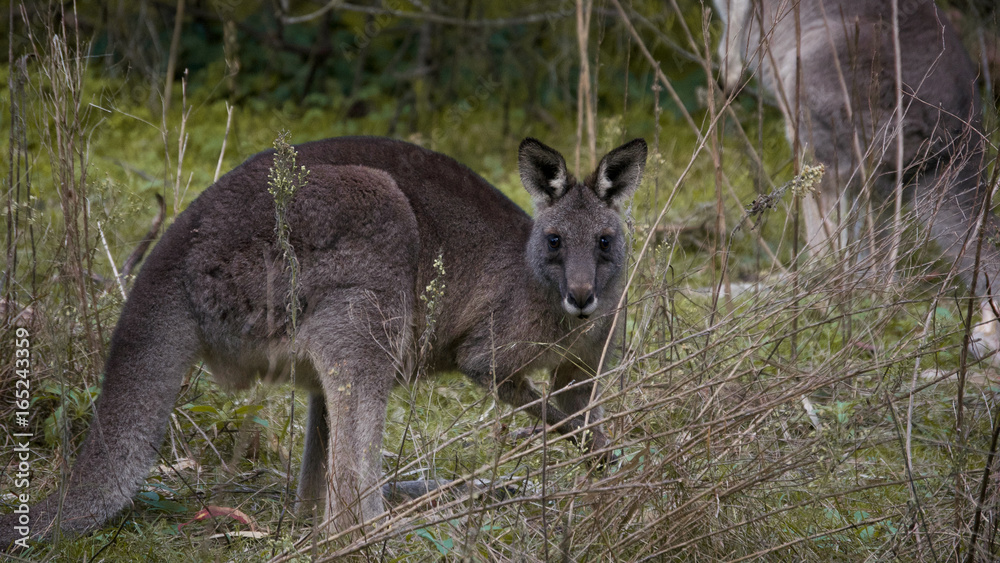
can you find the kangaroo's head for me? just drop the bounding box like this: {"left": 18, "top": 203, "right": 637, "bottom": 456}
{"left": 519, "top": 138, "right": 647, "bottom": 319}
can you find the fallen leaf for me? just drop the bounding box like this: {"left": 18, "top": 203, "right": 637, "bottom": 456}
{"left": 179, "top": 506, "right": 258, "bottom": 531}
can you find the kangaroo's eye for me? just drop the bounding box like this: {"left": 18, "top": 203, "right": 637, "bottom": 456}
{"left": 599, "top": 235, "right": 611, "bottom": 251}
{"left": 548, "top": 234, "right": 561, "bottom": 250}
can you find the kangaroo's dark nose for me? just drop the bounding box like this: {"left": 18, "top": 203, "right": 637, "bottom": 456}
{"left": 567, "top": 283, "right": 595, "bottom": 310}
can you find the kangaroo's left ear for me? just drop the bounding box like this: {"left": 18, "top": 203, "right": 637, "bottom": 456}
{"left": 519, "top": 138, "right": 571, "bottom": 206}
{"left": 593, "top": 138, "right": 647, "bottom": 205}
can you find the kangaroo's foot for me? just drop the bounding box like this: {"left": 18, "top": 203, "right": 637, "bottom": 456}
{"left": 970, "top": 300, "right": 1000, "bottom": 366}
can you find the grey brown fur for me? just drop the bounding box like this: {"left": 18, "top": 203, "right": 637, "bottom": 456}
{"left": 0, "top": 136, "right": 646, "bottom": 545}
{"left": 715, "top": 0, "right": 999, "bottom": 292}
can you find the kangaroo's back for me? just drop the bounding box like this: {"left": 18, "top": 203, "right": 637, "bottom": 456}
{"left": 295, "top": 137, "right": 532, "bottom": 245}
{"left": 271, "top": 137, "right": 538, "bottom": 367}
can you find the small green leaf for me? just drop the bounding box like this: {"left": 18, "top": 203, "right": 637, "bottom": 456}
{"left": 415, "top": 528, "right": 454, "bottom": 555}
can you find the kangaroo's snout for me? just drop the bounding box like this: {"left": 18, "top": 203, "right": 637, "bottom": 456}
{"left": 564, "top": 282, "right": 597, "bottom": 318}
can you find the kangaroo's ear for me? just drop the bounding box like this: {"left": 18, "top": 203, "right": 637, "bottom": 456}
{"left": 593, "top": 138, "right": 647, "bottom": 205}
{"left": 519, "top": 138, "right": 570, "bottom": 205}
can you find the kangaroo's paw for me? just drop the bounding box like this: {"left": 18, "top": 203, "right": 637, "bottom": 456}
{"left": 970, "top": 300, "right": 1000, "bottom": 366}
{"left": 579, "top": 428, "right": 618, "bottom": 470}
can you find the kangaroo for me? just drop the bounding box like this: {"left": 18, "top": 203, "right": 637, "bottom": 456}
{"left": 714, "top": 0, "right": 1000, "bottom": 359}
{"left": 0, "top": 136, "right": 646, "bottom": 546}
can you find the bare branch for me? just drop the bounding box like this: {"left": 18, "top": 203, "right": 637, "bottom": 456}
{"left": 283, "top": 2, "right": 574, "bottom": 27}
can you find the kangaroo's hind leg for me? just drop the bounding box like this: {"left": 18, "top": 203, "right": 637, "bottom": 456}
{"left": 296, "top": 393, "right": 329, "bottom": 516}
{"left": 286, "top": 164, "right": 418, "bottom": 534}
{"left": 298, "top": 289, "right": 412, "bottom": 535}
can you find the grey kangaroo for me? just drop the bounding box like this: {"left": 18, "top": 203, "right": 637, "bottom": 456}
{"left": 714, "top": 0, "right": 1000, "bottom": 359}
{"left": 0, "top": 136, "right": 646, "bottom": 546}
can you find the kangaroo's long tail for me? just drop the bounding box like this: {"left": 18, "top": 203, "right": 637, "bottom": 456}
{"left": 1, "top": 236, "right": 198, "bottom": 548}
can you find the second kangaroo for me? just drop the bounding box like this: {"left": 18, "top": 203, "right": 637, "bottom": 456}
{"left": 714, "top": 0, "right": 1000, "bottom": 358}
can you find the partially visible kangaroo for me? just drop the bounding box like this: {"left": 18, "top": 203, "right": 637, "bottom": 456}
{"left": 714, "top": 0, "right": 1000, "bottom": 359}
{"left": 0, "top": 136, "right": 646, "bottom": 546}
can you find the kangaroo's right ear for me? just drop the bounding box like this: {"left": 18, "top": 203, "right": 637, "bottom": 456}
{"left": 519, "top": 138, "right": 570, "bottom": 205}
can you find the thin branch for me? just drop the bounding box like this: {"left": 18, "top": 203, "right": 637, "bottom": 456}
{"left": 162, "top": 0, "right": 184, "bottom": 119}
{"left": 283, "top": 2, "right": 574, "bottom": 27}
{"left": 213, "top": 102, "right": 234, "bottom": 183}
{"left": 887, "top": 0, "right": 905, "bottom": 279}
{"left": 574, "top": 0, "right": 595, "bottom": 174}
